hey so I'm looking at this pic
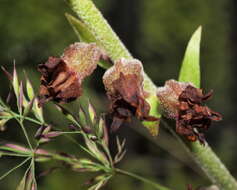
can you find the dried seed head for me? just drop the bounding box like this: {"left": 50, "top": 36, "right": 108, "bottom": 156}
{"left": 157, "top": 80, "right": 222, "bottom": 144}
{"left": 103, "top": 58, "right": 158, "bottom": 131}
{"left": 38, "top": 43, "right": 108, "bottom": 106}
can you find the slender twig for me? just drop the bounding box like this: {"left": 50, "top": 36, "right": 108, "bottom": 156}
{"left": 115, "top": 168, "right": 171, "bottom": 190}
{"left": 17, "top": 119, "right": 33, "bottom": 151}
{"left": 0, "top": 152, "right": 30, "bottom": 157}
{"left": 0, "top": 157, "right": 31, "bottom": 180}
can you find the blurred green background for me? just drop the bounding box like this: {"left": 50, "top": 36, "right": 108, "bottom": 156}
{"left": 0, "top": 0, "right": 236, "bottom": 189}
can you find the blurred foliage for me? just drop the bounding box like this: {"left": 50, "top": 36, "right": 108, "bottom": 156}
{"left": 0, "top": 0, "right": 236, "bottom": 190}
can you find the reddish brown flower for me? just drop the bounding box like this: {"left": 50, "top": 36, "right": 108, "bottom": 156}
{"left": 38, "top": 43, "right": 109, "bottom": 106}
{"left": 157, "top": 80, "right": 222, "bottom": 144}
{"left": 103, "top": 58, "right": 158, "bottom": 131}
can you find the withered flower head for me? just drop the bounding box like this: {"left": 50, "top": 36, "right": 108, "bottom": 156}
{"left": 38, "top": 42, "right": 109, "bottom": 106}
{"left": 103, "top": 58, "right": 157, "bottom": 131}
{"left": 157, "top": 80, "right": 222, "bottom": 144}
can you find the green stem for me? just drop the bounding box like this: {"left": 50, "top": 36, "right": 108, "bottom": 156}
{"left": 67, "top": 0, "right": 237, "bottom": 189}
{"left": 115, "top": 168, "right": 170, "bottom": 190}
{"left": 0, "top": 157, "right": 31, "bottom": 180}
{"left": 18, "top": 119, "right": 33, "bottom": 151}
{"left": 0, "top": 152, "right": 30, "bottom": 157}
{"left": 162, "top": 120, "right": 237, "bottom": 190}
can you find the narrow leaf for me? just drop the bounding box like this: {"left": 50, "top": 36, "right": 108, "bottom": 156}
{"left": 65, "top": 13, "right": 96, "bottom": 43}
{"left": 18, "top": 82, "right": 24, "bottom": 115}
{"left": 32, "top": 99, "right": 44, "bottom": 123}
{"left": 178, "top": 26, "right": 202, "bottom": 88}
{"left": 23, "top": 98, "right": 35, "bottom": 117}
{"left": 13, "top": 64, "right": 19, "bottom": 98}
{"left": 26, "top": 78, "right": 35, "bottom": 101}
{"left": 88, "top": 101, "right": 96, "bottom": 124}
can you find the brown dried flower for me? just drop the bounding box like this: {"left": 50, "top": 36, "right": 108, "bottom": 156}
{"left": 157, "top": 80, "right": 222, "bottom": 144}
{"left": 103, "top": 58, "right": 157, "bottom": 131}
{"left": 38, "top": 42, "right": 109, "bottom": 106}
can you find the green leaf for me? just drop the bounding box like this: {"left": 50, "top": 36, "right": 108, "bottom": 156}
{"left": 88, "top": 101, "right": 97, "bottom": 124}
{"left": 13, "top": 64, "right": 20, "bottom": 98}
{"left": 26, "top": 79, "right": 35, "bottom": 101}
{"left": 65, "top": 13, "right": 96, "bottom": 43}
{"left": 178, "top": 26, "right": 202, "bottom": 88}
{"left": 32, "top": 98, "right": 44, "bottom": 123}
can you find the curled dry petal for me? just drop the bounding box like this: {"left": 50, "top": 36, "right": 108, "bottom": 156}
{"left": 157, "top": 80, "right": 222, "bottom": 144}
{"left": 38, "top": 42, "right": 109, "bottom": 106}
{"left": 103, "top": 58, "right": 158, "bottom": 131}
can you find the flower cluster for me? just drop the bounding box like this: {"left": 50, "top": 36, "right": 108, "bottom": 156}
{"left": 38, "top": 42, "right": 222, "bottom": 143}
{"left": 38, "top": 44, "right": 157, "bottom": 132}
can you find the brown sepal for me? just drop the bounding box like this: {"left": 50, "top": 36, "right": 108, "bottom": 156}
{"left": 176, "top": 85, "right": 222, "bottom": 144}
{"left": 109, "top": 72, "right": 157, "bottom": 131}
{"left": 38, "top": 57, "right": 82, "bottom": 106}
{"left": 157, "top": 80, "right": 222, "bottom": 144}
{"left": 38, "top": 43, "right": 109, "bottom": 106}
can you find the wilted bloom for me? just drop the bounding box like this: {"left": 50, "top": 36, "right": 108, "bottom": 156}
{"left": 103, "top": 58, "right": 158, "bottom": 131}
{"left": 38, "top": 42, "right": 109, "bottom": 106}
{"left": 157, "top": 80, "right": 222, "bottom": 144}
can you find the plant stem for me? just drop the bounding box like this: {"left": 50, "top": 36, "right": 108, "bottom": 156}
{"left": 0, "top": 157, "right": 31, "bottom": 180}
{"left": 162, "top": 120, "right": 237, "bottom": 190}
{"left": 67, "top": 0, "right": 237, "bottom": 189}
{"left": 18, "top": 119, "right": 33, "bottom": 151}
{"left": 115, "top": 168, "right": 170, "bottom": 190}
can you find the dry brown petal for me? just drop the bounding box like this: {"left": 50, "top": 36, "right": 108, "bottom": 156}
{"left": 157, "top": 80, "right": 222, "bottom": 144}
{"left": 103, "top": 58, "right": 158, "bottom": 131}
{"left": 157, "top": 79, "right": 190, "bottom": 118}
{"left": 38, "top": 43, "right": 109, "bottom": 106}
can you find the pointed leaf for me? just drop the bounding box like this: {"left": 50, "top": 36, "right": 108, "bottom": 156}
{"left": 178, "top": 26, "right": 202, "bottom": 88}
{"left": 23, "top": 98, "right": 35, "bottom": 117}
{"left": 13, "top": 64, "right": 19, "bottom": 98}
{"left": 65, "top": 13, "right": 96, "bottom": 43}
{"left": 84, "top": 137, "right": 109, "bottom": 165}
{"left": 88, "top": 101, "right": 97, "bottom": 124}
{"left": 26, "top": 79, "right": 35, "bottom": 101}
{"left": 78, "top": 106, "right": 88, "bottom": 127}
{"left": 18, "top": 82, "right": 24, "bottom": 115}
{"left": 32, "top": 99, "right": 44, "bottom": 123}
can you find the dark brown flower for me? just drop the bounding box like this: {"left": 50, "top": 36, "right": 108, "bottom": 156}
{"left": 38, "top": 42, "right": 109, "bottom": 106}
{"left": 103, "top": 58, "right": 158, "bottom": 131}
{"left": 157, "top": 80, "right": 222, "bottom": 144}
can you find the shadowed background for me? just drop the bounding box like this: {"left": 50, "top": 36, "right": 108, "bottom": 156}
{"left": 0, "top": 0, "right": 236, "bottom": 189}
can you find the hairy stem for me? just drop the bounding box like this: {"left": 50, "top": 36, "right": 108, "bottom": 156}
{"left": 67, "top": 0, "right": 237, "bottom": 189}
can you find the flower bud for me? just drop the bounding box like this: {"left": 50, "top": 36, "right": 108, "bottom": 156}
{"left": 0, "top": 111, "right": 11, "bottom": 131}
{"left": 157, "top": 80, "right": 222, "bottom": 144}
{"left": 38, "top": 42, "right": 108, "bottom": 106}
{"left": 103, "top": 58, "right": 158, "bottom": 131}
